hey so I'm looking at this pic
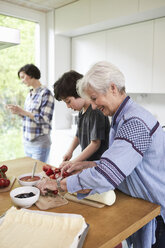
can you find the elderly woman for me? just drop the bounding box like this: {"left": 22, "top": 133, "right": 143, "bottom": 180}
{"left": 37, "top": 61, "right": 165, "bottom": 248}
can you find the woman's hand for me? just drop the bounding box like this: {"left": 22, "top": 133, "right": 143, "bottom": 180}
{"left": 6, "top": 104, "right": 24, "bottom": 116}
{"left": 36, "top": 177, "right": 58, "bottom": 195}
{"left": 7, "top": 104, "right": 34, "bottom": 119}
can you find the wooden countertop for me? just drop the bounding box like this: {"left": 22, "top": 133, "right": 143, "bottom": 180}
{"left": 0, "top": 157, "right": 160, "bottom": 248}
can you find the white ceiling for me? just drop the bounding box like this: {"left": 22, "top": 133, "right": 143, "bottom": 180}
{"left": 3, "top": 0, "right": 78, "bottom": 12}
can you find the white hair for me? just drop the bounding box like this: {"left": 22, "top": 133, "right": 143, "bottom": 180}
{"left": 77, "top": 61, "right": 125, "bottom": 98}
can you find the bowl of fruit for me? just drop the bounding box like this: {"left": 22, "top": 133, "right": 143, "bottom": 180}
{"left": 0, "top": 165, "right": 10, "bottom": 189}
{"left": 17, "top": 173, "right": 42, "bottom": 187}
{"left": 10, "top": 186, "right": 40, "bottom": 208}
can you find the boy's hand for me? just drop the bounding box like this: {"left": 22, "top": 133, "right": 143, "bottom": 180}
{"left": 63, "top": 151, "right": 72, "bottom": 161}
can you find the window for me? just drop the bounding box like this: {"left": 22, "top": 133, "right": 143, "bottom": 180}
{"left": 0, "top": 14, "right": 37, "bottom": 160}
{"left": 0, "top": 2, "right": 54, "bottom": 161}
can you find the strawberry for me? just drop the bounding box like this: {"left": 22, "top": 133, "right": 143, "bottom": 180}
{"left": 0, "top": 170, "right": 6, "bottom": 179}
{"left": 4, "top": 179, "right": 10, "bottom": 187}
{"left": 45, "top": 168, "right": 54, "bottom": 176}
{"left": 0, "top": 178, "right": 6, "bottom": 188}
{"left": 0, "top": 165, "right": 8, "bottom": 173}
{"left": 0, "top": 165, "right": 10, "bottom": 188}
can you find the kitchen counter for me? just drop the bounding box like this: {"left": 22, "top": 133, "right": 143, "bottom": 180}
{"left": 0, "top": 157, "right": 160, "bottom": 248}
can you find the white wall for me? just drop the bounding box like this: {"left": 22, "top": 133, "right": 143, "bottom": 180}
{"left": 53, "top": 35, "right": 72, "bottom": 129}
{"left": 130, "top": 94, "right": 165, "bottom": 127}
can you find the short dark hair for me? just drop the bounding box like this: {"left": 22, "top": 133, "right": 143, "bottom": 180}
{"left": 18, "top": 64, "right": 41, "bottom": 79}
{"left": 54, "top": 70, "right": 83, "bottom": 101}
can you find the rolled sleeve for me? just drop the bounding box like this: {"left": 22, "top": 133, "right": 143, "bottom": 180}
{"left": 66, "top": 174, "right": 83, "bottom": 193}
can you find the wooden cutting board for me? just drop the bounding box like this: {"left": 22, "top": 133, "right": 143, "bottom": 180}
{"left": 65, "top": 193, "right": 105, "bottom": 208}
{"left": 0, "top": 176, "right": 16, "bottom": 193}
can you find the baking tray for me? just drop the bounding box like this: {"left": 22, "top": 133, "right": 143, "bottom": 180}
{"left": 0, "top": 208, "right": 89, "bottom": 248}
{"left": 78, "top": 223, "right": 89, "bottom": 248}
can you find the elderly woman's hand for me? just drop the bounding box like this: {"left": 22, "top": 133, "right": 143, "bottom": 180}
{"left": 36, "top": 177, "right": 58, "bottom": 195}
{"left": 59, "top": 161, "right": 81, "bottom": 176}
{"left": 60, "top": 160, "right": 97, "bottom": 176}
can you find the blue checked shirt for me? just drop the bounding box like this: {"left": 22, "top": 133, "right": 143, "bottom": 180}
{"left": 23, "top": 86, "right": 54, "bottom": 141}
{"left": 67, "top": 96, "right": 165, "bottom": 247}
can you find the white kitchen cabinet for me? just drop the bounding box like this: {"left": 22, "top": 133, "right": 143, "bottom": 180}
{"left": 72, "top": 31, "right": 106, "bottom": 74}
{"left": 106, "top": 21, "right": 153, "bottom": 93}
{"left": 55, "top": 0, "right": 165, "bottom": 38}
{"left": 55, "top": 0, "right": 90, "bottom": 34}
{"left": 139, "top": 0, "right": 165, "bottom": 12}
{"left": 152, "top": 17, "right": 165, "bottom": 93}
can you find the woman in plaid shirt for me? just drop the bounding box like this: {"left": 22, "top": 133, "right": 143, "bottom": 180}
{"left": 7, "top": 64, "right": 54, "bottom": 162}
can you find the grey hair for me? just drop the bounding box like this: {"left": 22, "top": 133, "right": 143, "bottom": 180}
{"left": 76, "top": 61, "right": 125, "bottom": 98}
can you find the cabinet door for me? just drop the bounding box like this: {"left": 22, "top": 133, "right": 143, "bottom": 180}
{"left": 107, "top": 21, "right": 153, "bottom": 93}
{"left": 139, "top": 0, "right": 165, "bottom": 11}
{"left": 72, "top": 31, "right": 106, "bottom": 74}
{"left": 153, "top": 17, "right": 165, "bottom": 93}
{"left": 91, "top": 0, "right": 138, "bottom": 24}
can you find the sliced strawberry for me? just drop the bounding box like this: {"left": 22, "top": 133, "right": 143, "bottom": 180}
{"left": 62, "top": 171, "right": 71, "bottom": 178}
{"left": 54, "top": 172, "right": 61, "bottom": 179}
{"left": 49, "top": 174, "right": 56, "bottom": 179}
{"left": 53, "top": 190, "right": 58, "bottom": 195}
{"left": 43, "top": 164, "right": 52, "bottom": 172}
{"left": 54, "top": 168, "right": 61, "bottom": 174}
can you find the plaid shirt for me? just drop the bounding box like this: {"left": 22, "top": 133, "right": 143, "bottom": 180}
{"left": 23, "top": 86, "right": 54, "bottom": 141}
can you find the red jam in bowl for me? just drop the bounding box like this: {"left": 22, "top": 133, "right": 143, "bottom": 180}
{"left": 20, "top": 176, "right": 40, "bottom": 182}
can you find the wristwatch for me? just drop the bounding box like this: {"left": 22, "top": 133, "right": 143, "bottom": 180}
{"left": 56, "top": 177, "right": 65, "bottom": 193}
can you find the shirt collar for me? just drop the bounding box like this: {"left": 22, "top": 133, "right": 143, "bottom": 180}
{"left": 79, "top": 104, "right": 91, "bottom": 116}
{"left": 112, "top": 96, "right": 130, "bottom": 126}
{"left": 30, "top": 86, "right": 43, "bottom": 96}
